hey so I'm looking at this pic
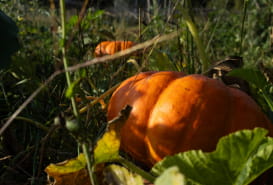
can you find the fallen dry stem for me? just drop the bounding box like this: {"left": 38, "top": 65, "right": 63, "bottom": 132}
{"left": 0, "top": 31, "right": 180, "bottom": 135}
{"left": 66, "top": 31, "right": 179, "bottom": 72}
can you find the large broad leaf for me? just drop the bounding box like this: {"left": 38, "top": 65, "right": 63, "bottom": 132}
{"left": 0, "top": 10, "right": 20, "bottom": 68}
{"left": 152, "top": 128, "right": 273, "bottom": 185}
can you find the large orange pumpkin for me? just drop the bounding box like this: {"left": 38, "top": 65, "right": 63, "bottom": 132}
{"left": 94, "top": 41, "right": 135, "bottom": 57}
{"left": 107, "top": 71, "right": 273, "bottom": 167}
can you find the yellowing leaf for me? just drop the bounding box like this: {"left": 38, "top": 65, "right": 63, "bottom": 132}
{"left": 94, "top": 126, "right": 121, "bottom": 164}
{"left": 45, "top": 154, "right": 90, "bottom": 185}
{"left": 94, "top": 105, "right": 132, "bottom": 164}
{"left": 44, "top": 106, "right": 132, "bottom": 185}
{"left": 103, "top": 164, "right": 143, "bottom": 185}
{"left": 45, "top": 153, "right": 86, "bottom": 174}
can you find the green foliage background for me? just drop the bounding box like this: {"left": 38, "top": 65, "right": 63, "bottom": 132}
{"left": 0, "top": 0, "right": 273, "bottom": 184}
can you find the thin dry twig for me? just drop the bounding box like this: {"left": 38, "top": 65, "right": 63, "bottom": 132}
{"left": 67, "top": 31, "right": 179, "bottom": 71}
{"left": 79, "top": 82, "right": 121, "bottom": 114}
{"left": 0, "top": 31, "right": 180, "bottom": 135}
{"left": 0, "top": 71, "right": 61, "bottom": 135}
{"left": 3, "top": 116, "right": 49, "bottom": 132}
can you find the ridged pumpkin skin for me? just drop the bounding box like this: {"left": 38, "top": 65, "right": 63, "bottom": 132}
{"left": 94, "top": 41, "right": 134, "bottom": 57}
{"left": 107, "top": 71, "right": 273, "bottom": 167}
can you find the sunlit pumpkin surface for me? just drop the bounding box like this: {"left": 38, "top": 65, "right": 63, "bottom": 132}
{"left": 94, "top": 41, "right": 135, "bottom": 57}
{"left": 107, "top": 71, "right": 273, "bottom": 167}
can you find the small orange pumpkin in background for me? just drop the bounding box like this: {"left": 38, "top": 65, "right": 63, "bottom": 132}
{"left": 107, "top": 71, "right": 273, "bottom": 167}
{"left": 94, "top": 41, "right": 135, "bottom": 57}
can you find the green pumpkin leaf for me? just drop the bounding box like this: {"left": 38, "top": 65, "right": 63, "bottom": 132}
{"left": 152, "top": 128, "right": 273, "bottom": 185}
{"left": 0, "top": 10, "right": 20, "bottom": 68}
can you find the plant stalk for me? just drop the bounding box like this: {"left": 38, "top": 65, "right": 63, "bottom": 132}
{"left": 59, "top": 0, "right": 78, "bottom": 117}
{"left": 59, "top": 1, "right": 95, "bottom": 185}
{"left": 82, "top": 143, "right": 98, "bottom": 185}
{"left": 181, "top": 8, "right": 210, "bottom": 72}
{"left": 262, "top": 91, "right": 273, "bottom": 111}
{"left": 239, "top": 0, "right": 249, "bottom": 55}
{"left": 6, "top": 116, "right": 49, "bottom": 132}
